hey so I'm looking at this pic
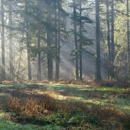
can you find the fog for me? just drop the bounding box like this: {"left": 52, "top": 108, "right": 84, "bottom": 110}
{"left": 0, "top": 0, "right": 107, "bottom": 81}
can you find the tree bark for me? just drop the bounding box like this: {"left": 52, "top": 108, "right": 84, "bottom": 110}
{"left": 56, "top": 12, "right": 61, "bottom": 81}
{"left": 111, "top": 0, "right": 115, "bottom": 78}
{"left": 127, "top": 0, "right": 130, "bottom": 77}
{"left": 25, "top": 0, "right": 32, "bottom": 80}
{"left": 73, "top": 0, "right": 79, "bottom": 80}
{"left": 106, "top": 0, "right": 111, "bottom": 78}
{"left": 79, "top": 0, "right": 82, "bottom": 81}
{"left": 37, "top": 29, "right": 42, "bottom": 80}
{"left": 55, "top": 0, "right": 60, "bottom": 81}
{"left": 1, "top": 0, "right": 6, "bottom": 80}
{"left": 95, "top": 0, "right": 101, "bottom": 80}
{"left": 37, "top": 0, "right": 41, "bottom": 80}
{"left": 9, "top": 1, "right": 13, "bottom": 80}
{"left": 47, "top": 0, "right": 53, "bottom": 81}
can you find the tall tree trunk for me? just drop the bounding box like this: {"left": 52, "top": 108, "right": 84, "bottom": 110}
{"left": 106, "top": 0, "right": 111, "bottom": 78}
{"left": 25, "top": 0, "right": 32, "bottom": 80}
{"left": 9, "top": 1, "right": 13, "bottom": 80}
{"left": 47, "top": 23, "right": 52, "bottom": 81}
{"left": 111, "top": 0, "right": 115, "bottom": 78}
{"left": 55, "top": 0, "right": 60, "bottom": 81}
{"left": 95, "top": 0, "right": 101, "bottom": 80}
{"left": 79, "top": 0, "right": 82, "bottom": 81}
{"left": 37, "top": 0, "right": 41, "bottom": 80}
{"left": 73, "top": 0, "right": 79, "bottom": 80}
{"left": 47, "top": 0, "right": 53, "bottom": 81}
{"left": 1, "top": 0, "right": 6, "bottom": 80}
{"left": 50, "top": 31, "right": 54, "bottom": 79}
{"left": 127, "top": 0, "right": 130, "bottom": 78}
{"left": 56, "top": 8, "right": 61, "bottom": 81}
{"left": 37, "top": 28, "right": 42, "bottom": 80}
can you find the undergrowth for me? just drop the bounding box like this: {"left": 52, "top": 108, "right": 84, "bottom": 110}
{"left": 0, "top": 81, "right": 130, "bottom": 130}
{"left": 2, "top": 94, "right": 130, "bottom": 130}
{"left": 118, "top": 88, "right": 130, "bottom": 99}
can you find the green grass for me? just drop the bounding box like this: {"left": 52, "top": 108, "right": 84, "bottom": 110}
{"left": 0, "top": 83, "right": 129, "bottom": 112}
{"left": 0, "top": 110, "right": 62, "bottom": 130}
{"left": 0, "top": 83, "right": 130, "bottom": 130}
{"left": 0, "top": 119, "right": 61, "bottom": 130}
{"left": 42, "top": 84, "right": 129, "bottom": 112}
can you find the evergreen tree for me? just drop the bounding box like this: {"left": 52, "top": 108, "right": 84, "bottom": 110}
{"left": 24, "top": 0, "right": 32, "bottom": 80}
{"left": 95, "top": 0, "right": 101, "bottom": 80}
{"left": 1, "top": 0, "right": 6, "bottom": 80}
{"left": 9, "top": 0, "right": 14, "bottom": 80}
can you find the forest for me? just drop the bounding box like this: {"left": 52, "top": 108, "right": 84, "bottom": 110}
{"left": 0, "top": 0, "right": 130, "bottom": 130}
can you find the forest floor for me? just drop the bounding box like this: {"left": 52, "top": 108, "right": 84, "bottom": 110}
{"left": 0, "top": 80, "right": 130, "bottom": 130}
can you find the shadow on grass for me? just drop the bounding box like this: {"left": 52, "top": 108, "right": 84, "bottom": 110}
{"left": 0, "top": 84, "right": 130, "bottom": 130}
{"left": 0, "top": 83, "right": 130, "bottom": 112}
{"left": 0, "top": 119, "right": 61, "bottom": 130}
{"left": 0, "top": 83, "right": 128, "bottom": 103}
{"left": 0, "top": 109, "right": 61, "bottom": 130}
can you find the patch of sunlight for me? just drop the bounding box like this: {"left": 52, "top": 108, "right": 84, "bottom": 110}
{"left": 34, "top": 89, "right": 85, "bottom": 101}
{"left": 0, "top": 93, "right": 10, "bottom": 97}
{"left": 0, "top": 111, "right": 6, "bottom": 119}
{"left": 0, "top": 84, "right": 13, "bottom": 88}
{"left": 47, "top": 83, "right": 89, "bottom": 89}
{"left": 66, "top": 84, "right": 90, "bottom": 88}
{"left": 45, "top": 83, "right": 64, "bottom": 87}
{"left": 35, "top": 90, "right": 67, "bottom": 100}
{"left": 122, "top": 106, "right": 130, "bottom": 111}
{"left": 95, "top": 87, "right": 124, "bottom": 92}
{"left": 69, "top": 96, "right": 85, "bottom": 101}
{"left": 84, "top": 99, "right": 102, "bottom": 104}
{"left": 95, "top": 97, "right": 130, "bottom": 113}
{"left": 0, "top": 111, "right": 11, "bottom": 120}
{"left": 82, "top": 87, "right": 124, "bottom": 92}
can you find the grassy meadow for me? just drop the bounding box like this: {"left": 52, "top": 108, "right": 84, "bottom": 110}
{"left": 0, "top": 80, "right": 130, "bottom": 130}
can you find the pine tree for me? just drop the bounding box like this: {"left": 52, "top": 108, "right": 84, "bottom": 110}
{"left": 1, "top": 0, "right": 6, "bottom": 80}
{"left": 95, "top": 0, "right": 101, "bottom": 80}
